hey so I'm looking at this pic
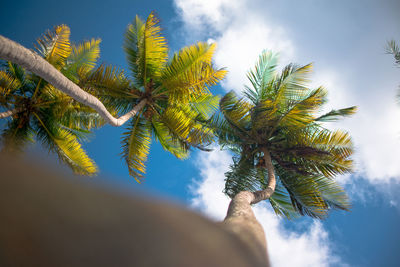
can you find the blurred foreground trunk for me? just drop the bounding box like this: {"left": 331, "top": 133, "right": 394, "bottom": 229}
{"left": 0, "top": 154, "right": 269, "bottom": 267}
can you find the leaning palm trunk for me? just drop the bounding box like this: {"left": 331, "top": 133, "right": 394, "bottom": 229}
{"left": 0, "top": 35, "right": 145, "bottom": 126}
{"left": 0, "top": 107, "right": 23, "bottom": 119}
{"left": 222, "top": 147, "right": 275, "bottom": 265}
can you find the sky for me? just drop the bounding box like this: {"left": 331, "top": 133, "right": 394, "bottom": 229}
{"left": 1, "top": 0, "right": 400, "bottom": 266}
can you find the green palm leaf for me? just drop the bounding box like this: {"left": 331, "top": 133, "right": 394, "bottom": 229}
{"left": 124, "top": 12, "right": 168, "bottom": 86}
{"left": 64, "top": 38, "right": 101, "bottom": 82}
{"left": 35, "top": 25, "right": 71, "bottom": 70}
{"left": 246, "top": 50, "right": 278, "bottom": 104}
{"left": 152, "top": 118, "right": 189, "bottom": 159}
{"left": 121, "top": 114, "right": 152, "bottom": 182}
{"left": 33, "top": 112, "right": 97, "bottom": 175}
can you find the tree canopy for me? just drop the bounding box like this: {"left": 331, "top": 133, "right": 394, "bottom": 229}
{"left": 208, "top": 51, "right": 356, "bottom": 219}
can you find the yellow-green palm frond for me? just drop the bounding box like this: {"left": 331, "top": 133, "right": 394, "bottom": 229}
{"left": 0, "top": 70, "right": 21, "bottom": 100}
{"left": 64, "top": 38, "right": 101, "bottom": 82}
{"left": 308, "top": 128, "right": 352, "bottom": 151}
{"left": 54, "top": 104, "right": 104, "bottom": 131}
{"left": 161, "top": 42, "right": 226, "bottom": 101}
{"left": 142, "top": 12, "right": 168, "bottom": 79}
{"left": 159, "top": 105, "right": 197, "bottom": 140}
{"left": 35, "top": 25, "right": 71, "bottom": 70}
{"left": 38, "top": 83, "right": 104, "bottom": 131}
{"left": 316, "top": 106, "right": 357, "bottom": 122}
{"left": 124, "top": 15, "right": 145, "bottom": 83}
{"left": 52, "top": 128, "right": 97, "bottom": 175}
{"left": 162, "top": 42, "right": 217, "bottom": 82}
{"left": 276, "top": 165, "right": 350, "bottom": 219}
{"left": 159, "top": 103, "right": 214, "bottom": 150}
{"left": 246, "top": 50, "right": 279, "bottom": 104}
{"left": 152, "top": 118, "right": 189, "bottom": 159}
{"left": 121, "top": 114, "right": 152, "bottom": 182}
{"left": 278, "top": 86, "right": 328, "bottom": 129}
{"left": 81, "top": 64, "right": 133, "bottom": 113}
{"left": 274, "top": 63, "right": 313, "bottom": 109}
{"left": 220, "top": 91, "right": 252, "bottom": 134}
{"left": 124, "top": 12, "right": 168, "bottom": 85}
{"left": 250, "top": 99, "right": 278, "bottom": 133}
{"left": 206, "top": 112, "right": 243, "bottom": 147}
{"left": 278, "top": 127, "right": 353, "bottom": 177}
{"left": 189, "top": 94, "right": 220, "bottom": 120}
{"left": 34, "top": 113, "right": 97, "bottom": 175}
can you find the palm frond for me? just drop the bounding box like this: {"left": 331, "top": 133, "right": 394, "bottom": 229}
{"left": 0, "top": 70, "right": 21, "bottom": 107}
{"left": 33, "top": 112, "right": 97, "bottom": 175}
{"left": 142, "top": 11, "right": 168, "bottom": 80}
{"left": 246, "top": 50, "right": 278, "bottom": 104}
{"left": 159, "top": 103, "right": 214, "bottom": 148}
{"left": 220, "top": 91, "right": 252, "bottom": 134}
{"left": 224, "top": 156, "right": 260, "bottom": 198}
{"left": 386, "top": 40, "right": 400, "bottom": 66}
{"left": 64, "top": 38, "right": 101, "bottom": 82}
{"left": 161, "top": 42, "right": 226, "bottom": 101}
{"left": 35, "top": 25, "right": 71, "bottom": 70}
{"left": 1, "top": 117, "right": 35, "bottom": 152}
{"left": 152, "top": 118, "right": 189, "bottom": 159}
{"left": 124, "top": 15, "right": 145, "bottom": 84}
{"left": 205, "top": 112, "right": 242, "bottom": 146}
{"left": 269, "top": 181, "right": 299, "bottom": 219}
{"left": 82, "top": 64, "right": 133, "bottom": 113}
{"left": 276, "top": 165, "right": 350, "bottom": 219}
{"left": 316, "top": 106, "right": 357, "bottom": 122}
{"left": 274, "top": 63, "right": 313, "bottom": 109}
{"left": 189, "top": 94, "right": 220, "bottom": 120}
{"left": 121, "top": 114, "right": 152, "bottom": 182}
{"left": 278, "top": 86, "right": 327, "bottom": 129}
{"left": 124, "top": 12, "right": 168, "bottom": 85}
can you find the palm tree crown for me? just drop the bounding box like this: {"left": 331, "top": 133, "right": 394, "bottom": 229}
{"left": 86, "top": 12, "right": 227, "bottom": 182}
{"left": 210, "top": 51, "right": 356, "bottom": 219}
{"left": 0, "top": 25, "right": 103, "bottom": 175}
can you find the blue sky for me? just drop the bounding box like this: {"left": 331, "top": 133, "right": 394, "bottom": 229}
{"left": 1, "top": 0, "right": 400, "bottom": 266}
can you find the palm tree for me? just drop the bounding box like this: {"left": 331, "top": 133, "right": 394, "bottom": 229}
{"left": 207, "top": 51, "right": 356, "bottom": 260}
{"left": 0, "top": 25, "right": 103, "bottom": 175}
{"left": 0, "top": 35, "right": 138, "bottom": 126}
{"left": 386, "top": 40, "right": 400, "bottom": 101}
{"left": 0, "top": 13, "right": 226, "bottom": 181}
{"left": 386, "top": 40, "right": 400, "bottom": 67}
{"left": 84, "top": 12, "right": 226, "bottom": 182}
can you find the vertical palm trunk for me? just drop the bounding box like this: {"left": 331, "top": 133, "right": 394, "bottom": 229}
{"left": 0, "top": 35, "right": 145, "bottom": 126}
{"left": 222, "top": 147, "right": 276, "bottom": 266}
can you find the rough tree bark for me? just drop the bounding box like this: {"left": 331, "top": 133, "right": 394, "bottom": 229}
{"left": 222, "top": 147, "right": 276, "bottom": 266}
{"left": 0, "top": 35, "right": 145, "bottom": 126}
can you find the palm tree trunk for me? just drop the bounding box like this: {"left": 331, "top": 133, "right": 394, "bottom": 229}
{"left": 0, "top": 107, "right": 23, "bottom": 119}
{"left": 0, "top": 35, "right": 145, "bottom": 126}
{"left": 252, "top": 147, "right": 276, "bottom": 204}
{"left": 222, "top": 147, "right": 276, "bottom": 266}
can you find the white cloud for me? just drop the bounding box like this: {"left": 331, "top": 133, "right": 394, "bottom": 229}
{"left": 174, "top": 0, "right": 400, "bottom": 185}
{"left": 310, "top": 69, "right": 400, "bottom": 183}
{"left": 174, "top": 0, "right": 294, "bottom": 94}
{"left": 190, "top": 149, "right": 344, "bottom": 267}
